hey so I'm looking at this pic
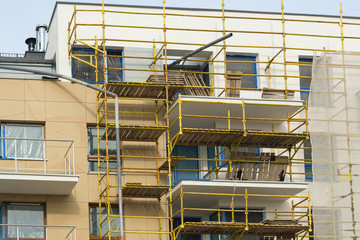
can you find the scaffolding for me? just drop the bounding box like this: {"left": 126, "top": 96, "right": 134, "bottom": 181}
{"left": 65, "top": 0, "right": 360, "bottom": 239}
{"left": 309, "top": 51, "right": 360, "bottom": 240}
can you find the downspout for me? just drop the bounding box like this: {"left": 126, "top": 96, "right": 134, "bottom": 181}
{"left": 0, "top": 64, "right": 124, "bottom": 240}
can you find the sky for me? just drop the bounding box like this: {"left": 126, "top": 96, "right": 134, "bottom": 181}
{"left": 0, "top": 0, "right": 359, "bottom": 54}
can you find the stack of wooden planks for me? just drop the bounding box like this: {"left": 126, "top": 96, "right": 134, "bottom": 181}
{"left": 181, "top": 72, "right": 210, "bottom": 96}
{"left": 146, "top": 74, "right": 184, "bottom": 84}
{"left": 262, "top": 89, "right": 295, "bottom": 99}
{"left": 146, "top": 73, "right": 210, "bottom": 96}
{"left": 225, "top": 152, "right": 289, "bottom": 181}
{"left": 226, "top": 71, "right": 242, "bottom": 97}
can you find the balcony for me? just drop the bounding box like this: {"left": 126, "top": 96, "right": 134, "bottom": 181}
{"left": 0, "top": 224, "right": 76, "bottom": 240}
{"left": 0, "top": 137, "right": 78, "bottom": 195}
{"left": 170, "top": 182, "right": 311, "bottom": 238}
{"left": 168, "top": 95, "right": 308, "bottom": 148}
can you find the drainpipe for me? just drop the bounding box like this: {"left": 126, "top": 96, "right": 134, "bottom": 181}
{"left": 0, "top": 64, "right": 124, "bottom": 240}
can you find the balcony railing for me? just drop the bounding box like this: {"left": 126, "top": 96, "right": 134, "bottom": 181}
{"left": 0, "top": 137, "right": 75, "bottom": 175}
{"left": 0, "top": 224, "right": 76, "bottom": 240}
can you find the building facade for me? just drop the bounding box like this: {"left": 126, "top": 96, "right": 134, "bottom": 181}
{"left": 0, "top": 1, "right": 358, "bottom": 240}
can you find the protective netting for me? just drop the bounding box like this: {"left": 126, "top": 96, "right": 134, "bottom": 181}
{"left": 309, "top": 51, "right": 360, "bottom": 240}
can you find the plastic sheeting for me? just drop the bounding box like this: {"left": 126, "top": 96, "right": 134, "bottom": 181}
{"left": 5, "top": 124, "right": 43, "bottom": 159}
{"left": 309, "top": 52, "right": 360, "bottom": 240}
{"left": 7, "top": 204, "right": 44, "bottom": 238}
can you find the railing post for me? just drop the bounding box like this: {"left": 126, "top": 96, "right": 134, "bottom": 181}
{"left": 16, "top": 226, "right": 19, "bottom": 240}
{"left": 43, "top": 140, "right": 47, "bottom": 174}
{"left": 287, "top": 113, "right": 290, "bottom": 133}
{"left": 245, "top": 189, "right": 248, "bottom": 231}
{"left": 228, "top": 109, "right": 231, "bottom": 130}
{"left": 180, "top": 186, "right": 184, "bottom": 226}
{"left": 46, "top": 226, "right": 48, "bottom": 240}
{"left": 305, "top": 100, "right": 309, "bottom": 135}
{"left": 231, "top": 198, "right": 234, "bottom": 223}
{"left": 242, "top": 98, "right": 246, "bottom": 135}
{"left": 291, "top": 200, "right": 295, "bottom": 220}
{"left": 64, "top": 154, "right": 67, "bottom": 175}
{"left": 179, "top": 94, "right": 182, "bottom": 135}
{"left": 72, "top": 141, "right": 75, "bottom": 175}
{"left": 14, "top": 140, "right": 17, "bottom": 173}
{"left": 68, "top": 150, "right": 71, "bottom": 175}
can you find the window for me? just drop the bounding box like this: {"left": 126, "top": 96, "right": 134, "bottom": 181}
{"left": 72, "top": 48, "right": 123, "bottom": 83}
{"left": 173, "top": 146, "right": 199, "bottom": 184}
{"left": 89, "top": 205, "right": 120, "bottom": 239}
{"left": 304, "top": 136, "right": 313, "bottom": 181}
{"left": 167, "top": 49, "right": 211, "bottom": 86}
{"left": 87, "top": 127, "right": 117, "bottom": 173}
{"left": 0, "top": 202, "right": 45, "bottom": 239}
{"left": 226, "top": 54, "right": 258, "bottom": 89}
{"left": 0, "top": 124, "right": 44, "bottom": 159}
{"left": 299, "top": 57, "right": 313, "bottom": 101}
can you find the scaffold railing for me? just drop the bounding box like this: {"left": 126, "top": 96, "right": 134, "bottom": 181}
{"left": 171, "top": 186, "right": 311, "bottom": 240}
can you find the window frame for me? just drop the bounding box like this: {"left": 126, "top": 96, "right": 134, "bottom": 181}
{"left": 226, "top": 54, "right": 258, "bottom": 89}
{"left": 71, "top": 48, "right": 124, "bottom": 83}
{"left": 87, "top": 126, "right": 117, "bottom": 174}
{"left": 298, "top": 57, "right": 313, "bottom": 101}
{"left": 173, "top": 145, "right": 200, "bottom": 185}
{"left": 0, "top": 123, "right": 45, "bottom": 161}
{"left": 89, "top": 204, "right": 120, "bottom": 240}
{"left": 0, "top": 202, "right": 46, "bottom": 240}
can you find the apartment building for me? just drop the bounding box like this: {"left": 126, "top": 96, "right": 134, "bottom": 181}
{"left": 0, "top": 1, "right": 358, "bottom": 240}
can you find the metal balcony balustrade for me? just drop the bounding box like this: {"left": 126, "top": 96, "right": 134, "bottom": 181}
{"left": 0, "top": 137, "right": 75, "bottom": 175}
{"left": 0, "top": 224, "right": 76, "bottom": 240}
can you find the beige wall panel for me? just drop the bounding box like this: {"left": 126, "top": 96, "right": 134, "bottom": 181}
{"left": 45, "top": 122, "right": 87, "bottom": 148}
{"left": 24, "top": 194, "right": 47, "bottom": 202}
{"left": 74, "top": 173, "right": 89, "bottom": 202}
{"left": 0, "top": 194, "right": 26, "bottom": 202}
{"left": 86, "top": 87, "right": 97, "bottom": 104}
{"left": 24, "top": 101, "right": 46, "bottom": 121}
{"left": 46, "top": 102, "right": 87, "bottom": 123}
{"left": 47, "top": 201, "right": 89, "bottom": 229}
{"left": 86, "top": 102, "right": 97, "bottom": 123}
{"left": 87, "top": 174, "right": 99, "bottom": 203}
{"left": 147, "top": 218, "right": 160, "bottom": 231}
{"left": 73, "top": 147, "right": 88, "bottom": 174}
{"left": 44, "top": 147, "right": 66, "bottom": 174}
{"left": 0, "top": 79, "right": 25, "bottom": 100}
{"left": 24, "top": 160, "right": 46, "bottom": 174}
{"left": 46, "top": 189, "right": 77, "bottom": 203}
{"left": 0, "top": 159, "right": 16, "bottom": 172}
{"left": 0, "top": 100, "right": 25, "bottom": 120}
{"left": 45, "top": 81, "right": 86, "bottom": 103}
{"left": 125, "top": 233, "right": 146, "bottom": 240}
{"left": 25, "top": 80, "right": 46, "bottom": 101}
{"left": 72, "top": 229, "right": 89, "bottom": 240}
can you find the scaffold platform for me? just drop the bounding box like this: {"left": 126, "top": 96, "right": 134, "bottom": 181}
{"left": 106, "top": 125, "right": 166, "bottom": 142}
{"left": 122, "top": 184, "right": 169, "bottom": 198}
{"left": 175, "top": 128, "right": 307, "bottom": 148}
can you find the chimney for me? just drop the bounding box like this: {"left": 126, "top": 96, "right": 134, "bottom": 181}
{"left": 36, "top": 24, "right": 48, "bottom": 52}
{"left": 25, "top": 37, "right": 36, "bottom": 52}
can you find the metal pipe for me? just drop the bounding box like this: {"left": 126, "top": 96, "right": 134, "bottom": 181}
{"left": 0, "top": 65, "right": 116, "bottom": 97}
{"left": 36, "top": 24, "right": 48, "bottom": 52}
{"left": 168, "top": 33, "right": 233, "bottom": 66}
{"left": 114, "top": 96, "right": 124, "bottom": 240}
